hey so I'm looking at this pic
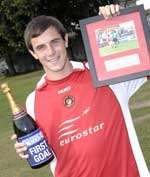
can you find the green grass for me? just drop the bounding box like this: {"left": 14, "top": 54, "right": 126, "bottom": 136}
{"left": 134, "top": 118, "right": 150, "bottom": 168}
{"left": 0, "top": 70, "right": 149, "bottom": 177}
{"left": 131, "top": 107, "right": 150, "bottom": 119}
{"left": 129, "top": 82, "right": 150, "bottom": 169}
{"left": 100, "top": 39, "right": 138, "bottom": 56}
{"left": 130, "top": 81, "right": 150, "bottom": 104}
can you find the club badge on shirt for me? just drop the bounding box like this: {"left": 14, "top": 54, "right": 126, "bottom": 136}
{"left": 64, "top": 95, "right": 75, "bottom": 108}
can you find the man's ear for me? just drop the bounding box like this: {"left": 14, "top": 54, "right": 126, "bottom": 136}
{"left": 64, "top": 34, "right": 69, "bottom": 48}
{"left": 29, "top": 49, "right": 38, "bottom": 60}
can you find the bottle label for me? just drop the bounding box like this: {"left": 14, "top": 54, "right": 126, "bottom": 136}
{"left": 18, "top": 129, "right": 53, "bottom": 167}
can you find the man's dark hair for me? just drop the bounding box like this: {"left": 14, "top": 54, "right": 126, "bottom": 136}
{"left": 24, "top": 15, "right": 67, "bottom": 51}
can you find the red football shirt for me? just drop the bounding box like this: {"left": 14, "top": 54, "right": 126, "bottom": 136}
{"left": 34, "top": 68, "right": 140, "bottom": 177}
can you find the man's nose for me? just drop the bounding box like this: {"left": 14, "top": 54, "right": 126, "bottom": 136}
{"left": 47, "top": 44, "right": 55, "bottom": 55}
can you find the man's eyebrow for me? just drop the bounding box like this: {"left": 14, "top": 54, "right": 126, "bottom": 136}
{"left": 35, "top": 44, "right": 45, "bottom": 50}
{"left": 51, "top": 37, "right": 62, "bottom": 41}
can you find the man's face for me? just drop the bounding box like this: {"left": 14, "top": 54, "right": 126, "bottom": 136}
{"left": 30, "top": 27, "right": 69, "bottom": 76}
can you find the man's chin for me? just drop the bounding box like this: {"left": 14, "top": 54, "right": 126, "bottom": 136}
{"left": 49, "top": 66, "right": 64, "bottom": 72}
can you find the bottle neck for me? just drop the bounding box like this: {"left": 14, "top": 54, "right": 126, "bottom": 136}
{"left": 5, "top": 91, "right": 22, "bottom": 115}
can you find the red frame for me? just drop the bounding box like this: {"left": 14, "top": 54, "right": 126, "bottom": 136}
{"left": 86, "top": 11, "right": 150, "bottom": 80}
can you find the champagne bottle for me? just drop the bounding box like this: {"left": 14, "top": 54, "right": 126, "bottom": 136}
{"left": 0, "top": 83, "right": 54, "bottom": 169}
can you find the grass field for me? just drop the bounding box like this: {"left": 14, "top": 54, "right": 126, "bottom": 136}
{"left": 0, "top": 69, "right": 149, "bottom": 177}
{"left": 100, "top": 39, "right": 138, "bottom": 56}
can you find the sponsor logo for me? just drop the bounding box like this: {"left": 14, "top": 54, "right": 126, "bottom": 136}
{"left": 59, "top": 123, "right": 104, "bottom": 146}
{"left": 57, "top": 107, "right": 104, "bottom": 147}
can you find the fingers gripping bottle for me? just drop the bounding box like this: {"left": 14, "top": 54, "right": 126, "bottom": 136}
{"left": 1, "top": 83, "right": 54, "bottom": 169}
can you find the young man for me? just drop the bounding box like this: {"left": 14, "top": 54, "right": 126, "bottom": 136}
{"left": 12, "top": 3, "right": 150, "bottom": 177}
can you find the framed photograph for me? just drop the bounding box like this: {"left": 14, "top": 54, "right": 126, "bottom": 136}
{"left": 79, "top": 5, "right": 150, "bottom": 87}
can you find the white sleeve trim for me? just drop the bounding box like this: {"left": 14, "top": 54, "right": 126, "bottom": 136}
{"left": 49, "top": 155, "right": 57, "bottom": 176}
{"left": 119, "top": 77, "right": 147, "bottom": 100}
{"left": 25, "top": 91, "right": 36, "bottom": 120}
{"left": 71, "top": 61, "right": 85, "bottom": 69}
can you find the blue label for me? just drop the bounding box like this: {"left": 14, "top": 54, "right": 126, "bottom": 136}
{"left": 18, "top": 129, "right": 53, "bottom": 167}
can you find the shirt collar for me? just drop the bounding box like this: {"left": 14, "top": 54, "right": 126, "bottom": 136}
{"left": 36, "top": 61, "right": 86, "bottom": 90}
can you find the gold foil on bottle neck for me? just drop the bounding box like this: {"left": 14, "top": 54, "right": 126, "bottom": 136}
{"left": 0, "top": 83, "right": 22, "bottom": 115}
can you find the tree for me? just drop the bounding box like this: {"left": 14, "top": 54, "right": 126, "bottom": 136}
{"left": 0, "top": 0, "right": 42, "bottom": 75}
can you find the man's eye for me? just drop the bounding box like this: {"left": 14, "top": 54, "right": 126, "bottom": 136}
{"left": 36, "top": 45, "right": 45, "bottom": 50}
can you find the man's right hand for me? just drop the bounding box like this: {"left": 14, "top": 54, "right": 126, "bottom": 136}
{"left": 11, "top": 134, "right": 29, "bottom": 159}
{"left": 99, "top": 4, "right": 120, "bottom": 19}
